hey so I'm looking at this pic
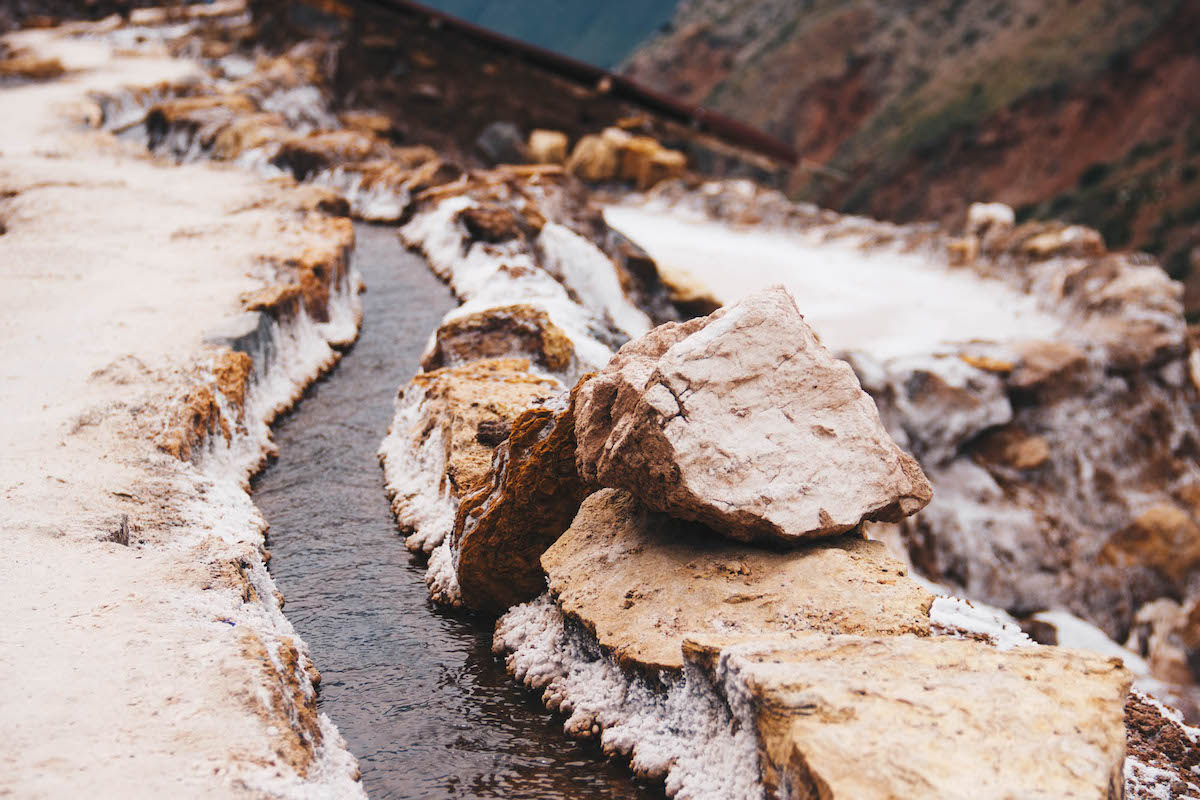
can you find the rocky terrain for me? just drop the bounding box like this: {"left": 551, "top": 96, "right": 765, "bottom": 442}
{"left": 623, "top": 0, "right": 1200, "bottom": 312}
{"left": 5, "top": 2, "right": 1200, "bottom": 798}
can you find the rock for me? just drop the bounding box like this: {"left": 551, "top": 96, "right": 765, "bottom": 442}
{"left": 0, "top": 51, "right": 65, "bottom": 80}
{"left": 457, "top": 204, "right": 523, "bottom": 243}
{"left": 209, "top": 112, "right": 290, "bottom": 160}
{"left": 684, "top": 632, "right": 1130, "bottom": 800}
{"left": 542, "top": 489, "right": 933, "bottom": 671}
{"left": 575, "top": 287, "right": 932, "bottom": 543}
{"left": 291, "top": 184, "right": 351, "bottom": 217}
{"left": 1127, "top": 599, "right": 1195, "bottom": 685}
{"left": 1007, "top": 340, "right": 1091, "bottom": 401}
{"left": 475, "top": 121, "right": 529, "bottom": 166}
{"left": 420, "top": 304, "right": 577, "bottom": 375}
{"left": 1100, "top": 504, "right": 1200, "bottom": 587}
{"left": 1125, "top": 691, "right": 1200, "bottom": 799}
{"left": 973, "top": 425, "right": 1051, "bottom": 470}
{"left": 885, "top": 353, "right": 1013, "bottom": 465}
{"left": 965, "top": 202, "right": 1015, "bottom": 237}
{"left": 946, "top": 236, "right": 978, "bottom": 266}
{"left": 566, "top": 133, "right": 620, "bottom": 182}
{"left": 338, "top": 110, "right": 394, "bottom": 137}
{"left": 380, "top": 357, "right": 562, "bottom": 553}
{"left": 450, "top": 386, "right": 590, "bottom": 612}
{"left": 528, "top": 129, "right": 569, "bottom": 164}
{"left": 616, "top": 135, "right": 686, "bottom": 190}
{"left": 1022, "top": 224, "right": 1106, "bottom": 260}
{"left": 270, "top": 130, "right": 386, "bottom": 180}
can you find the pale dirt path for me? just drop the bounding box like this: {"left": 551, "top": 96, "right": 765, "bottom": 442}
{"left": 0, "top": 23, "right": 362, "bottom": 799}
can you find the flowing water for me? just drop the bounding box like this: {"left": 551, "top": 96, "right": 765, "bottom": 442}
{"left": 253, "top": 224, "right": 657, "bottom": 799}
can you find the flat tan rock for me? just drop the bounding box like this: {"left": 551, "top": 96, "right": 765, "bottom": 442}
{"left": 684, "top": 632, "right": 1131, "bottom": 800}
{"left": 574, "top": 287, "right": 932, "bottom": 543}
{"left": 542, "top": 489, "right": 933, "bottom": 671}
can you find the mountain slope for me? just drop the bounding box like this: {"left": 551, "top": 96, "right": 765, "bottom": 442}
{"left": 623, "top": 0, "right": 1200, "bottom": 310}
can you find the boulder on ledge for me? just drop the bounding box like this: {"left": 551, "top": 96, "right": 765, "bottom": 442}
{"left": 574, "top": 286, "right": 932, "bottom": 543}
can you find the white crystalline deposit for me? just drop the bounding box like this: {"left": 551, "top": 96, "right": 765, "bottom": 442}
{"left": 378, "top": 384, "right": 459, "bottom": 554}
{"left": 928, "top": 596, "right": 1034, "bottom": 650}
{"left": 401, "top": 196, "right": 622, "bottom": 372}
{"left": 494, "top": 595, "right": 765, "bottom": 800}
{"left": 603, "top": 204, "right": 1063, "bottom": 362}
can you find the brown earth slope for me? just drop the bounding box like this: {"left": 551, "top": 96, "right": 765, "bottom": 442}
{"left": 624, "top": 0, "right": 1200, "bottom": 310}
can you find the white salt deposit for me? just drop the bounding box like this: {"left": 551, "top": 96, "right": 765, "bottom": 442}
{"left": 378, "top": 384, "right": 460, "bottom": 554}
{"left": 604, "top": 205, "right": 1063, "bottom": 361}
{"left": 494, "top": 595, "right": 764, "bottom": 800}
{"left": 928, "top": 596, "right": 1034, "bottom": 650}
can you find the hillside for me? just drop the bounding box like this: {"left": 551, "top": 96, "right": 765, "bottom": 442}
{"left": 623, "top": 0, "right": 1200, "bottom": 311}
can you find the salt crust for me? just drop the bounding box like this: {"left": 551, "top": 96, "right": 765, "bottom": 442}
{"left": 494, "top": 594, "right": 764, "bottom": 800}
{"left": 176, "top": 273, "right": 367, "bottom": 797}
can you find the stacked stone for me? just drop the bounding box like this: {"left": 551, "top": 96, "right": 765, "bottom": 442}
{"left": 462, "top": 288, "right": 1131, "bottom": 799}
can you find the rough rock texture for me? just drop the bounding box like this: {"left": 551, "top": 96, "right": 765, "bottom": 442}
{"left": 1125, "top": 692, "right": 1200, "bottom": 799}
{"left": 450, "top": 384, "right": 591, "bottom": 612}
{"left": 420, "top": 304, "right": 577, "bottom": 375}
{"left": 684, "top": 632, "right": 1131, "bottom": 800}
{"left": 380, "top": 357, "right": 561, "bottom": 553}
{"left": 575, "top": 287, "right": 932, "bottom": 543}
{"left": 542, "top": 489, "right": 933, "bottom": 672}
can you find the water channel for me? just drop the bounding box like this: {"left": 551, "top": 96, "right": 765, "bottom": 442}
{"left": 252, "top": 224, "right": 657, "bottom": 799}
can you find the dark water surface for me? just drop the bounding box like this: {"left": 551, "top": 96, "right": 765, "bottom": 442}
{"left": 253, "top": 224, "right": 656, "bottom": 799}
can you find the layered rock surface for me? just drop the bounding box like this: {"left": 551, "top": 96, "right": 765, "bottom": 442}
{"left": 444, "top": 385, "right": 591, "bottom": 612}
{"left": 543, "top": 489, "right": 933, "bottom": 671}
{"left": 686, "top": 633, "right": 1131, "bottom": 800}
{"left": 379, "top": 357, "right": 561, "bottom": 554}
{"left": 575, "top": 287, "right": 932, "bottom": 543}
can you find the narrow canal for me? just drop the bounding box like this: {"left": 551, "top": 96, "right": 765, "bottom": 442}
{"left": 252, "top": 224, "right": 657, "bottom": 799}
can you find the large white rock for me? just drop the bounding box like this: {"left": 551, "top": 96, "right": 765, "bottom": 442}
{"left": 574, "top": 286, "right": 932, "bottom": 543}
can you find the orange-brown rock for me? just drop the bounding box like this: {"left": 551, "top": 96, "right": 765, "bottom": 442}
{"left": 213, "top": 350, "right": 254, "bottom": 421}
{"left": 241, "top": 283, "right": 302, "bottom": 318}
{"left": 946, "top": 236, "right": 979, "bottom": 266}
{"left": 0, "top": 51, "right": 65, "bottom": 80}
{"left": 974, "top": 426, "right": 1051, "bottom": 471}
{"left": 209, "top": 112, "right": 290, "bottom": 160}
{"left": 338, "top": 110, "right": 394, "bottom": 137}
{"left": 282, "top": 217, "right": 354, "bottom": 323}
{"left": 622, "top": 140, "right": 687, "bottom": 190}
{"left": 1022, "top": 224, "right": 1107, "bottom": 260}
{"left": 408, "top": 358, "right": 563, "bottom": 498}
{"left": 1101, "top": 504, "right": 1200, "bottom": 587}
{"left": 543, "top": 489, "right": 933, "bottom": 672}
{"left": 157, "top": 384, "right": 223, "bottom": 461}
{"left": 1007, "top": 339, "right": 1090, "bottom": 401}
{"left": 565, "top": 132, "right": 620, "bottom": 182}
{"left": 291, "top": 184, "right": 351, "bottom": 217}
{"left": 451, "top": 384, "right": 591, "bottom": 612}
{"left": 528, "top": 129, "right": 569, "bottom": 165}
{"left": 271, "top": 130, "right": 388, "bottom": 180}
{"left": 421, "top": 304, "right": 575, "bottom": 373}
{"left": 457, "top": 204, "right": 523, "bottom": 244}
